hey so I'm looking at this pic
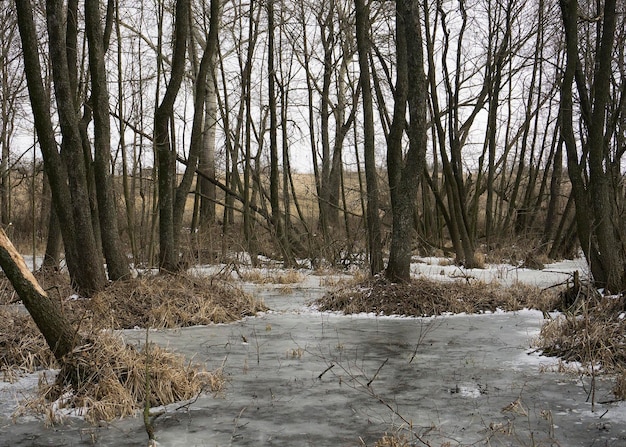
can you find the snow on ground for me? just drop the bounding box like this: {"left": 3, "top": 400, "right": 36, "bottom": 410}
{"left": 4, "top": 255, "right": 622, "bottom": 447}
{"left": 411, "top": 256, "right": 587, "bottom": 288}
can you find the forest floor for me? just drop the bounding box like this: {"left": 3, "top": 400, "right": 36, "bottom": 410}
{"left": 0, "top": 256, "right": 625, "bottom": 446}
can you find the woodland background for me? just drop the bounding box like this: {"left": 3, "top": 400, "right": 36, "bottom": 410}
{"left": 0, "top": 0, "right": 624, "bottom": 294}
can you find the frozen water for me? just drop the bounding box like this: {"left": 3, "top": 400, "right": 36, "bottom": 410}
{"left": 1, "top": 260, "right": 625, "bottom": 446}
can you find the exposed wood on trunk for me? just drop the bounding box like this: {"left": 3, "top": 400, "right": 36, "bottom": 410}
{"left": 0, "top": 229, "right": 79, "bottom": 361}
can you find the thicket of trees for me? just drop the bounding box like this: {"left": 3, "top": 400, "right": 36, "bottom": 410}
{"left": 0, "top": 0, "right": 624, "bottom": 297}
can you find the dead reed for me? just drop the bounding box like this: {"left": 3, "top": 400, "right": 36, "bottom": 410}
{"left": 0, "top": 308, "right": 57, "bottom": 381}
{"left": 315, "top": 275, "right": 559, "bottom": 316}
{"left": 2, "top": 272, "right": 265, "bottom": 424}
{"left": 16, "top": 331, "right": 225, "bottom": 424}
{"left": 74, "top": 274, "right": 267, "bottom": 330}
{"left": 536, "top": 293, "right": 626, "bottom": 378}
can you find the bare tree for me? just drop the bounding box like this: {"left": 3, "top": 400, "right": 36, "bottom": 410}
{"left": 385, "top": 0, "right": 427, "bottom": 282}
{"left": 173, "top": 0, "right": 220, "bottom": 248}
{"left": 0, "top": 2, "right": 25, "bottom": 228}
{"left": 559, "top": 0, "right": 626, "bottom": 293}
{"left": 154, "top": 0, "right": 189, "bottom": 271}
{"left": 85, "top": 0, "right": 131, "bottom": 281}
{"left": 355, "top": 0, "right": 383, "bottom": 275}
{"left": 16, "top": 0, "right": 106, "bottom": 295}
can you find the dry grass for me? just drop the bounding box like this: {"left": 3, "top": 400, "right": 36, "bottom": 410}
{"left": 373, "top": 433, "right": 410, "bottom": 447}
{"left": 483, "top": 239, "right": 551, "bottom": 270}
{"left": 15, "top": 331, "right": 224, "bottom": 424}
{"left": 315, "top": 275, "right": 559, "bottom": 316}
{"left": 534, "top": 280, "right": 626, "bottom": 400}
{"left": 238, "top": 269, "right": 304, "bottom": 285}
{"left": 1, "top": 272, "right": 265, "bottom": 379}
{"left": 0, "top": 308, "right": 57, "bottom": 381}
{"left": 536, "top": 295, "right": 626, "bottom": 371}
{"left": 2, "top": 272, "right": 266, "bottom": 424}
{"left": 614, "top": 369, "right": 626, "bottom": 400}
{"left": 71, "top": 274, "right": 267, "bottom": 330}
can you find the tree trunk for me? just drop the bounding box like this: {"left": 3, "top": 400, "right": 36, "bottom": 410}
{"left": 115, "top": 0, "right": 138, "bottom": 264}
{"left": 42, "top": 206, "right": 63, "bottom": 272}
{"left": 85, "top": 0, "right": 130, "bottom": 281}
{"left": 198, "top": 75, "right": 218, "bottom": 227}
{"left": 559, "top": 0, "right": 626, "bottom": 292}
{"left": 267, "top": 0, "right": 294, "bottom": 266}
{"left": 16, "top": 0, "right": 105, "bottom": 296}
{"left": 355, "top": 0, "right": 383, "bottom": 275}
{"left": 386, "top": 0, "right": 428, "bottom": 282}
{"left": 46, "top": 0, "right": 107, "bottom": 292}
{"left": 154, "top": 0, "right": 189, "bottom": 271}
{"left": 0, "top": 229, "right": 79, "bottom": 361}
{"left": 542, "top": 137, "right": 563, "bottom": 246}
{"left": 318, "top": 3, "right": 334, "bottom": 234}
{"left": 173, "top": 0, "right": 219, "bottom": 248}
{"left": 583, "top": 0, "right": 624, "bottom": 292}
{"left": 384, "top": 0, "right": 409, "bottom": 280}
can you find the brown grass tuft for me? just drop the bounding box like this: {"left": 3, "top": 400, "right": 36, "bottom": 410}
{"left": 74, "top": 274, "right": 267, "bottom": 330}
{"left": 0, "top": 308, "right": 57, "bottom": 381}
{"left": 315, "top": 275, "right": 559, "bottom": 316}
{"left": 374, "top": 433, "right": 410, "bottom": 447}
{"left": 483, "top": 239, "right": 551, "bottom": 270}
{"left": 238, "top": 269, "right": 304, "bottom": 285}
{"left": 3, "top": 272, "right": 264, "bottom": 423}
{"left": 16, "top": 331, "right": 224, "bottom": 424}
{"left": 535, "top": 291, "right": 626, "bottom": 400}
{"left": 536, "top": 295, "right": 626, "bottom": 370}
{"left": 614, "top": 369, "right": 626, "bottom": 400}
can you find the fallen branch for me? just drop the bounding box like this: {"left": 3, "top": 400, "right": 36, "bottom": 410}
{"left": 367, "top": 358, "right": 388, "bottom": 387}
{"left": 318, "top": 363, "right": 335, "bottom": 379}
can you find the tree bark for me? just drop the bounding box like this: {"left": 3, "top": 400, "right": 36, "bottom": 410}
{"left": 46, "top": 0, "right": 107, "bottom": 292}
{"left": 355, "top": 0, "right": 383, "bottom": 275}
{"left": 0, "top": 229, "right": 78, "bottom": 361}
{"left": 559, "top": 0, "right": 625, "bottom": 292}
{"left": 198, "top": 69, "right": 218, "bottom": 227}
{"left": 85, "top": 0, "right": 131, "bottom": 281}
{"left": 267, "top": 0, "right": 294, "bottom": 266}
{"left": 385, "top": 0, "right": 428, "bottom": 282}
{"left": 16, "top": 0, "right": 105, "bottom": 296}
{"left": 42, "top": 206, "right": 63, "bottom": 272}
{"left": 173, "top": 0, "right": 220, "bottom": 246}
{"left": 154, "top": 0, "right": 189, "bottom": 271}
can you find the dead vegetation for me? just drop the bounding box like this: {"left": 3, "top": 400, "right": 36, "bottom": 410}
{"left": 483, "top": 239, "right": 552, "bottom": 270}
{"left": 14, "top": 331, "right": 225, "bottom": 424}
{"left": 372, "top": 432, "right": 410, "bottom": 447}
{"left": 0, "top": 308, "right": 56, "bottom": 382}
{"left": 237, "top": 268, "right": 304, "bottom": 285}
{"left": 80, "top": 274, "right": 266, "bottom": 329}
{"left": 1, "top": 272, "right": 265, "bottom": 423}
{"left": 315, "top": 274, "right": 560, "bottom": 316}
{"left": 535, "top": 288, "right": 626, "bottom": 399}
